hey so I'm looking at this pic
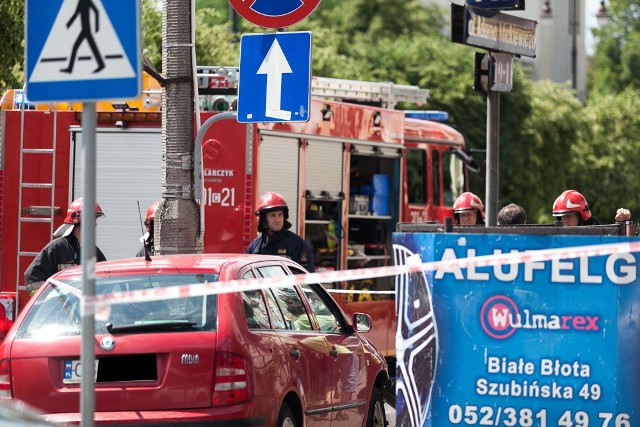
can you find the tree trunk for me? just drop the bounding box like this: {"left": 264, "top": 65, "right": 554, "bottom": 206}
{"left": 156, "top": 0, "right": 201, "bottom": 254}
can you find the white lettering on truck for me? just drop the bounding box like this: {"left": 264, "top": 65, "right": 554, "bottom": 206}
{"left": 204, "top": 169, "right": 234, "bottom": 177}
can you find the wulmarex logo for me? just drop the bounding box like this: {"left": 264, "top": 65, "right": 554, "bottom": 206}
{"left": 480, "top": 295, "right": 601, "bottom": 339}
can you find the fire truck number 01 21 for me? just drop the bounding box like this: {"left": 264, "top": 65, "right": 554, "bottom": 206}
{"left": 204, "top": 187, "right": 235, "bottom": 207}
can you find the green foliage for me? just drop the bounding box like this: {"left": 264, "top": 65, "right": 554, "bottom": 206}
{"left": 142, "top": 0, "right": 239, "bottom": 72}
{"left": 514, "top": 81, "right": 590, "bottom": 224}
{"left": 308, "top": 0, "right": 444, "bottom": 40}
{"left": 142, "top": 0, "right": 163, "bottom": 71}
{"left": 588, "top": 0, "right": 640, "bottom": 96}
{"left": 0, "top": 0, "right": 24, "bottom": 92}
{"left": 574, "top": 90, "right": 640, "bottom": 223}
{"left": 195, "top": 9, "right": 239, "bottom": 66}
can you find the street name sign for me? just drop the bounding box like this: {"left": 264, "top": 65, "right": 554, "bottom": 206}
{"left": 237, "top": 32, "right": 312, "bottom": 124}
{"left": 228, "top": 0, "right": 322, "bottom": 29}
{"left": 26, "top": 0, "right": 141, "bottom": 102}
{"left": 451, "top": 3, "right": 537, "bottom": 58}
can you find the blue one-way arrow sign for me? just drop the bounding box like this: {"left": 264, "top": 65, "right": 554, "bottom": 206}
{"left": 238, "top": 32, "right": 312, "bottom": 123}
{"left": 26, "top": 0, "right": 141, "bottom": 102}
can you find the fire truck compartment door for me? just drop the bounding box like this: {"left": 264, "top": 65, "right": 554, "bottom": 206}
{"left": 258, "top": 134, "right": 301, "bottom": 231}
{"left": 305, "top": 139, "right": 343, "bottom": 198}
{"left": 70, "top": 128, "right": 162, "bottom": 260}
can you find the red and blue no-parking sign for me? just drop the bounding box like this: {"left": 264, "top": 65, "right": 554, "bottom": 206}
{"left": 228, "top": 0, "right": 322, "bottom": 28}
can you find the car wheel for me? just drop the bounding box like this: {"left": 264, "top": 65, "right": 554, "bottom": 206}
{"left": 367, "top": 387, "right": 386, "bottom": 427}
{"left": 277, "top": 402, "right": 297, "bottom": 427}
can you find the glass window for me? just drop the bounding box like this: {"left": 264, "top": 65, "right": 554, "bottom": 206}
{"left": 407, "top": 148, "right": 426, "bottom": 204}
{"left": 443, "top": 150, "right": 465, "bottom": 206}
{"left": 300, "top": 284, "right": 341, "bottom": 333}
{"left": 256, "top": 265, "right": 288, "bottom": 278}
{"left": 242, "top": 290, "right": 271, "bottom": 329}
{"left": 432, "top": 150, "right": 440, "bottom": 206}
{"left": 264, "top": 289, "right": 288, "bottom": 330}
{"left": 270, "top": 287, "right": 313, "bottom": 331}
{"left": 17, "top": 274, "right": 218, "bottom": 338}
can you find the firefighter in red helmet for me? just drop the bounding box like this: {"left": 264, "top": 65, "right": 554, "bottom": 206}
{"left": 24, "top": 198, "right": 107, "bottom": 296}
{"left": 552, "top": 190, "right": 631, "bottom": 226}
{"left": 137, "top": 201, "right": 159, "bottom": 257}
{"left": 453, "top": 192, "right": 485, "bottom": 225}
{"left": 552, "top": 190, "right": 597, "bottom": 226}
{"left": 247, "top": 192, "right": 315, "bottom": 272}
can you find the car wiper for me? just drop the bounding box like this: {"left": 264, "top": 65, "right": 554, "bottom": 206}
{"left": 106, "top": 320, "right": 198, "bottom": 334}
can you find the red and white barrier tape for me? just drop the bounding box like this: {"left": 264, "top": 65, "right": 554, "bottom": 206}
{"left": 77, "top": 240, "right": 640, "bottom": 315}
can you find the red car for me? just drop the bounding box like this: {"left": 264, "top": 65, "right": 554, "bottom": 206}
{"left": 0, "top": 254, "right": 388, "bottom": 426}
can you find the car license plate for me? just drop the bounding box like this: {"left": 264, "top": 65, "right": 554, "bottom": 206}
{"left": 63, "top": 359, "right": 99, "bottom": 384}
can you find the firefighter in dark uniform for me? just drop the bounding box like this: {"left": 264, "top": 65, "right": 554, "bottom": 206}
{"left": 24, "top": 198, "right": 107, "bottom": 296}
{"left": 247, "top": 192, "right": 315, "bottom": 272}
{"left": 137, "top": 201, "right": 159, "bottom": 257}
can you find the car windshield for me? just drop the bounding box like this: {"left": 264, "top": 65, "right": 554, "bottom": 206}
{"left": 16, "top": 274, "right": 219, "bottom": 339}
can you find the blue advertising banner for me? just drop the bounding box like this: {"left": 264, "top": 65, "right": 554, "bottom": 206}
{"left": 393, "top": 233, "right": 640, "bottom": 427}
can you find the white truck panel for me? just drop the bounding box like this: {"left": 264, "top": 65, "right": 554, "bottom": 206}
{"left": 71, "top": 128, "right": 162, "bottom": 260}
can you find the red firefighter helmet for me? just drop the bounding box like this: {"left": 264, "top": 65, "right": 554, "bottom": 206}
{"left": 552, "top": 190, "right": 591, "bottom": 221}
{"left": 255, "top": 192, "right": 289, "bottom": 218}
{"left": 54, "top": 198, "right": 105, "bottom": 237}
{"left": 453, "top": 192, "right": 485, "bottom": 220}
{"left": 255, "top": 192, "right": 291, "bottom": 232}
{"left": 144, "top": 201, "right": 160, "bottom": 231}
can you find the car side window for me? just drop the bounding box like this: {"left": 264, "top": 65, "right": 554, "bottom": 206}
{"left": 300, "top": 284, "right": 341, "bottom": 333}
{"left": 271, "top": 287, "right": 313, "bottom": 331}
{"left": 256, "top": 265, "right": 288, "bottom": 277}
{"left": 242, "top": 290, "right": 270, "bottom": 330}
{"left": 264, "top": 289, "right": 288, "bottom": 329}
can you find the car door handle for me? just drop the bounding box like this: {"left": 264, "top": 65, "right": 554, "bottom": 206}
{"left": 290, "top": 347, "right": 300, "bottom": 359}
{"left": 329, "top": 346, "right": 338, "bottom": 357}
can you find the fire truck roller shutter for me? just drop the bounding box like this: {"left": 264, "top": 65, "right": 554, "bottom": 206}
{"left": 71, "top": 128, "right": 162, "bottom": 259}
{"left": 305, "top": 139, "right": 344, "bottom": 200}
{"left": 258, "top": 134, "right": 301, "bottom": 232}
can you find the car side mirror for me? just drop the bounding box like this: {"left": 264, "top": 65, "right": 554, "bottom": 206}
{"left": 353, "top": 313, "right": 372, "bottom": 332}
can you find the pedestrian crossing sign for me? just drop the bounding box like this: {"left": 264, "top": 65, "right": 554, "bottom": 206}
{"left": 26, "top": 0, "right": 141, "bottom": 102}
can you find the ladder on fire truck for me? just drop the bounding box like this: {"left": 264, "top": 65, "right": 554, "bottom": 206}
{"left": 310, "top": 76, "right": 429, "bottom": 109}
{"left": 15, "top": 97, "right": 59, "bottom": 305}
{"left": 196, "top": 66, "right": 430, "bottom": 109}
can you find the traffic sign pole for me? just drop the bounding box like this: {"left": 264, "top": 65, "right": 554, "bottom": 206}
{"left": 485, "top": 91, "right": 500, "bottom": 227}
{"left": 452, "top": 3, "right": 535, "bottom": 225}
{"left": 80, "top": 102, "right": 97, "bottom": 427}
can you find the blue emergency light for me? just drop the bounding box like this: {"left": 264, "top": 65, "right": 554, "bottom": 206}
{"left": 404, "top": 110, "right": 449, "bottom": 122}
{"left": 13, "top": 90, "right": 34, "bottom": 110}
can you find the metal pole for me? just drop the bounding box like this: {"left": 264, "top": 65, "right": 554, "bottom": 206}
{"left": 194, "top": 111, "right": 237, "bottom": 240}
{"left": 485, "top": 90, "right": 500, "bottom": 226}
{"left": 570, "top": 0, "right": 578, "bottom": 91}
{"left": 228, "top": 4, "right": 238, "bottom": 33}
{"left": 80, "top": 102, "right": 97, "bottom": 427}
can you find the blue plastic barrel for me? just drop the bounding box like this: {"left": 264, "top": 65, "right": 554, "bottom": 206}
{"left": 372, "top": 174, "right": 389, "bottom": 197}
{"left": 371, "top": 195, "right": 389, "bottom": 216}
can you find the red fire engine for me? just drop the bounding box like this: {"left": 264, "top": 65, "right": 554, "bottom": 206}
{"left": 0, "top": 67, "right": 474, "bottom": 361}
